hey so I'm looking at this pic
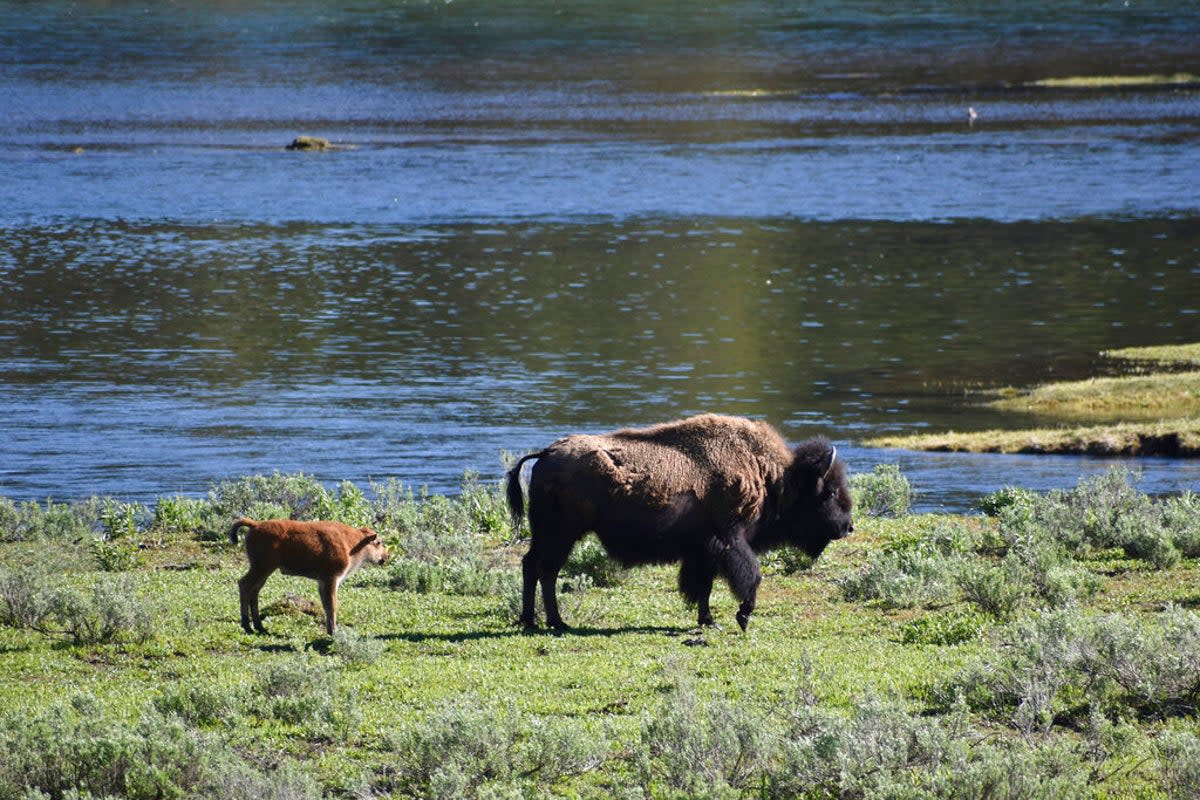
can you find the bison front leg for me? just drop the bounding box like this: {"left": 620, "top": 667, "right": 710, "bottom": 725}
{"left": 718, "top": 539, "right": 762, "bottom": 632}
{"left": 679, "top": 555, "right": 718, "bottom": 627}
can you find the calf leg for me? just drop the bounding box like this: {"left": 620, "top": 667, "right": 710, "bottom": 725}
{"left": 318, "top": 578, "right": 338, "bottom": 635}
{"left": 717, "top": 539, "right": 762, "bottom": 632}
{"left": 238, "top": 568, "right": 272, "bottom": 634}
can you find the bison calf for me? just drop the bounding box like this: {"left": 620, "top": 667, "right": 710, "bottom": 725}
{"left": 228, "top": 517, "right": 389, "bottom": 635}
{"left": 508, "top": 414, "right": 854, "bottom": 631}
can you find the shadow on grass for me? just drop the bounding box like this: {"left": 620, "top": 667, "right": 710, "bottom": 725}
{"left": 378, "top": 623, "right": 684, "bottom": 644}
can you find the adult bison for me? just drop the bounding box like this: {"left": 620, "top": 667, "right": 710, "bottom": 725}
{"left": 507, "top": 414, "right": 853, "bottom": 631}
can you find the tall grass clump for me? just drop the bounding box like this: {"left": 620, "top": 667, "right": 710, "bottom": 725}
{"left": 851, "top": 463, "right": 913, "bottom": 517}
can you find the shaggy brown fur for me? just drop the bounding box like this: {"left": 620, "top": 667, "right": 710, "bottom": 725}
{"left": 508, "top": 414, "right": 853, "bottom": 631}
{"left": 228, "top": 517, "right": 389, "bottom": 636}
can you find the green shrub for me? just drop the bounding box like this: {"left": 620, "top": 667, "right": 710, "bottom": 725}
{"left": 851, "top": 463, "right": 913, "bottom": 517}
{"left": 563, "top": 537, "right": 626, "bottom": 589}
{"left": 251, "top": 656, "right": 359, "bottom": 740}
{"left": 1157, "top": 729, "right": 1200, "bottom": 799}
{"left": 91, "top": 537, "right": 144, "bottom": 572}
{"left": 900, "top": 607, "right": 991, "bottom": 645}
{"left": 153, "top": 681, "right": 244, "bottom": 728}
{"left": 979, "top": 486, "right": 1038, "bottom": 517}
{"left": 0, "top": 697, "right": 213, "bottom": 800}
{"left": 152, "top": 495, "right": 209, "bottom": 534}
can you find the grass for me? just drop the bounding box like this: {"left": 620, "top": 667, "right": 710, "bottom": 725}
{"left": 2, "top": 468, "right": 1200, "bottom": 797}
{"left": 1104, "top": 343, "right": 1200, "bottom": 368}
{"left": 866, "top": 418, "right": 1200, "bottom": 457}
{"left": 866, "top": 342, "right": 1200, "bottom": 457}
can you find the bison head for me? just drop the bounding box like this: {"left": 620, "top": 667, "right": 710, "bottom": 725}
{"left": 775, "top": 439, "right": 853, "bottom": 557}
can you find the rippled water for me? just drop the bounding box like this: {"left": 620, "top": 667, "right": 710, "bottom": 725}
{"left": 2, "top": 0, "right": 1198, "bottom": 509}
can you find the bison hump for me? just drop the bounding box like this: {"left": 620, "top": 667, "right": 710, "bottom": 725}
{"left": 547, "top": 417, "right": 786, "bottom": 525}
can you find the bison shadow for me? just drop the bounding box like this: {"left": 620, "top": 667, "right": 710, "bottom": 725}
{"left": 379, "top": 623, "right": 684, "bottom": 644}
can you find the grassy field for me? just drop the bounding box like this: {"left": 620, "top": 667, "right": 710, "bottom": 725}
{"left": 865, "top": 343, "right": 1200, "bottom": 457}
{"left": 2, "top": 467, "right": 1200, "bottom": 798}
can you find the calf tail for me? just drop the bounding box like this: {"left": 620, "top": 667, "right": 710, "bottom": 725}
{"left": 506, "top": 451, "right": 545, "bottom": 534}
{"left": 227, "top": 517, "right": 255, "bottom": 545}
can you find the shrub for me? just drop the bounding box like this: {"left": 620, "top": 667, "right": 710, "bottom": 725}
{"left": 839, "top": 544, "right": 961, "bottom": 608}
{"left": 563, "top": 537, "right": 626, "bottom": 589}
{"left": 330, "top": 627, "right": 386, "bottom": 665}
{"left": 1157, "top": 729, "right": 1200, "bottom": 800}
{"left": 210, "top": 471, "right": 332, "bottom": 522}
{"left": 153, "top": 680, "right": 244, "bottom": 728}
{"left": 53, "top": 575, "right": 157, "bottom": 645}
{"left": 851, "top": 464, "right": 913, "bottom": 517}
{"left": 251, "top": 656, "right": 358, "bottom": 740}
{"left": 638, "top": 674, "right": 768, "bottom": 796}
{"left": 0, "top": 564, "right": 59, "bottom": 631}
{"left": 900, "top": 607, "right": 991, "bottom": 645}
{"left": 91, "top": 537, "right": 144, "bottom": 572}
{"left": 152, "top": 495, "right": 209, "bottom": 534}
{"left": 382, "top": 700, "right": 606, "bottom": 799}
{"left": 0, "top": 697, "right": 213, "bottom": 800}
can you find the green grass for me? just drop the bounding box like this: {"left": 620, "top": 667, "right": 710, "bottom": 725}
{"left": 1105, "top": 343, "right": 1200, "bottom": 368}
{"left": 2, "top": 470, "right": 1200, "bottom": 797}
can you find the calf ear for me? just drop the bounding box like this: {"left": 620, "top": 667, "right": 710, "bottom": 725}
{"left": 350, "top": 531, "right": 380, "bottom": 554}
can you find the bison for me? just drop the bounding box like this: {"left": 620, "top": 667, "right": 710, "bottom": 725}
{"left": 507, "top": 414, "right": 853, "bottom": 632}
{"left": 228, "top": 517, "right": 389, "bottom": 635}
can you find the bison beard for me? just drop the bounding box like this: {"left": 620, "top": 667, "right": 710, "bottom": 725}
{"left": 507, "top": 414, "right": 854, "bottom": 632}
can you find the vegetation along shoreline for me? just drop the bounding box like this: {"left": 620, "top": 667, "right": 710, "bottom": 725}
{"left": 865, "top": 342, "right": 1200, "bottom": 457}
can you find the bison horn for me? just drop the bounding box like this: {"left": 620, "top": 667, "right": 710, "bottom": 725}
{"left": 822, "top": 446, "right": 837, "bottom": 480}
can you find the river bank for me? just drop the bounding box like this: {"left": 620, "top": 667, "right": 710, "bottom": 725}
{"left": 865, "top": 343, "right": 1200, "bottom": 458}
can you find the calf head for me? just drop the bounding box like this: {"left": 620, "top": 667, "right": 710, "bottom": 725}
{"left": 351, "top": 529, "right": 390, "bottom": 566}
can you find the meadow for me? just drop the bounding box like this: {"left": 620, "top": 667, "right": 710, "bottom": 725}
{"left": 2, "top": 465, "right": 1200, "bottom": 798}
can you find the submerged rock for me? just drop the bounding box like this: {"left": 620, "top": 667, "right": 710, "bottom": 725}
{"left": 286, "top": 136, "right": 333, "bottom": 151}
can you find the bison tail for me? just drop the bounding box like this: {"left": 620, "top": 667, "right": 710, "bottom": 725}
{"left": 506, "top": 451, "right": 544, "bottom": 535}
{"left": 227, "top": 517, "right": 255, "bottom": 545}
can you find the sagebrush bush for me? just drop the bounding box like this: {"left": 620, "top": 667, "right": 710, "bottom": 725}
{"left": 210, "top": 471, "right": 333, "bottom": 522}
{"left": 0, "top": 697, "right": 213, "bottom": 800}
{"left": 639, "top": 674, "right": 768, "bottom": 795}
{"left": 54, "top": 575, "right": 157, "bottom": 645}
{"left": 941, "top": 605, "right": 1200, "bottom": 734}
{"left": 382, "top": 699, "right": 606, "bottom": 799}
{"left": 839, "top": 544, "right": 961, "bottom": 608}
{"left": 0, "top": 564, "right": 59, "bottom": 630}
{"left": 851, "top": 463, "right": 913, "bottom": 517}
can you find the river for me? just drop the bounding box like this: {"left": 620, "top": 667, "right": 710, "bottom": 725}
{"left": 2, "top": 0, "right": 1198, "bottom": 510}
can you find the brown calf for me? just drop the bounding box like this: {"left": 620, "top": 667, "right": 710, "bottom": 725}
{"left": 228, "top": 517, "right": 389, "bottom": 635}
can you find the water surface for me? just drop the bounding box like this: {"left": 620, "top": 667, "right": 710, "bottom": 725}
{"left": 2, "top": 1, "right": 1198, "bottom": 509}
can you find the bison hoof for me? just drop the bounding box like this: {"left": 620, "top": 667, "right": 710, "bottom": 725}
{"left": 549, "top": 620, "right": 571, "bottom": 632}
{"left": 736, "top": 611, "right": 751, "bottom": 632}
